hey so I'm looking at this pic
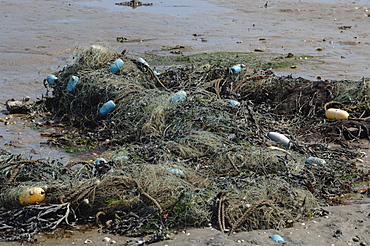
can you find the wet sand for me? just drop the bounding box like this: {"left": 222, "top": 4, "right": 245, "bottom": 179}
{"left": 2, "top": 0, "right": 370, "bottom": 245}
{"left": 20, "top": 201, "right": 370, "bottom": 245}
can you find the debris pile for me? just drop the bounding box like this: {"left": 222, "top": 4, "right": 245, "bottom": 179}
{"left": 1, "top": 45, "right": 369, "bottom": 243}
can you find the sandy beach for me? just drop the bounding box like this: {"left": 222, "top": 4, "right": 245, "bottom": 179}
{"left": 26, "top": 201, "right": 370, "bottom": 245}
{"left": 2, "top": 0, "right": 370, "bottom": 245}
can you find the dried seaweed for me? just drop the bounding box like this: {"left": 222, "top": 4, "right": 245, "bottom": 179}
{"left": 0, "top": 45, "right": 369, "bottom": 242}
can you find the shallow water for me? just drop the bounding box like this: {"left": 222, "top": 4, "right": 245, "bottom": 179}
{"left": 1, "top": 0, "right": 370, "bottom": 161}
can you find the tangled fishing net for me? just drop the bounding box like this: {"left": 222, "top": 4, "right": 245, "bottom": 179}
{"left": 0, "top": 44, "right": 369, "bottom": 243}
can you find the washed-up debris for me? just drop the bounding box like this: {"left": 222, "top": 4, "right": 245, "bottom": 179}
{"left": 169, "top": 90, "right": 187, "bottom": 103}
{"left": 1, "top": 45, "right": 370, "bottom": 243}
{"left": 67, "top": 76, "right": 79, "bottom": 92}
{"left": 100, "top": 100, "right": 116, "bottom": 115}
{"left": 18, "top": 187, "right": 46, "bottom": 206}
{"left": 46, "top": 74, "right": 58, "bottom": 85}
{"left": 268, "top": 132, "right": 292, "bottom": 148}
{"left": 271, "top": 234, "right": 284, "bottom": 242}
{"left": 5, "top": 97, "right": 35, "bottom": 114}
{"left": 305, "top": 157, "right": 326, "bottom": 167}
{"left": 230, "top": 64, "right": 245, "bottom": 74}
{"left": 325, "top": 108, "right": 349, "bottom": 120}
{"left": 0, "top": 203, "right": 76, "bottom": 241}
{"left": 109, "top": 58, "right": 124, "bottom": 73}
{"left": 115, "top": 0, "right": 153, "bottom": 9}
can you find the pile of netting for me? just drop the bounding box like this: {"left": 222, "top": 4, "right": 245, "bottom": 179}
{"left": 1, "top": 45, "right": 370, "bottom": 243}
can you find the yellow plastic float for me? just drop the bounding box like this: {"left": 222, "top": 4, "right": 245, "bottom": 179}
{"left": 19, "top": 187, "right": 46, "bottom": 206}
{"left": 325, "top": 108, "right": 349, "bottom": 120}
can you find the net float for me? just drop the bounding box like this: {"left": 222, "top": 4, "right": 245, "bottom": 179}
{"left": 19, "top": 187, "right": 46, "bottom": 206}
{"left": 46, "top": 74, "right": 58, "bottom": 85}
{"left": 271, "top": 234, "right": 284, "bottom": 243}
{"left": 305, "top": 157, "right": 326, "bottom": 167}
{"left": 137, "top": 57, "right": 149, "bottom": 66}
{"left": 325, "top": 108, "right": 349, "bottom": 120}
{"left": 230, "top": 64, "right": 246, "bottom": 74}
{"left": 228, "top": 99, "right": 240, "bottom": 107}
{"left": 109, "top": 58, "right": 124, "bottom": 73}
{"left": 168, "top": 168, "right": 185, "bottom": 175}
{"left": 268, "top": 132, "right": 291, "bottom": 148}
{"left": 99, "top": 100, "right": 116, "bottom": 115}
{"left": 95, "top": 158, "right": 107, "bottom": 165}
{"left": 169, "top": 90, "right": 187, "bottom": 103}
{"left": 67, "top": 76, "right": 79, "bottom": 92}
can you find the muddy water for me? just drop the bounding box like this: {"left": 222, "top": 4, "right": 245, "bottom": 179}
{"left": 1, "top": 0, "right": 370, "bottom": 160}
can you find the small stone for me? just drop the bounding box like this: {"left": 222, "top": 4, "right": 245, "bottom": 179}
{"left": 84, "top": 239, "right": 92, "bottom": 244}
{"left": 102, "top": 237, "right": 111, "bottom": 242}
{"left": 254, "top": 48, "right": 265, "bottom": 52}
{"left": 333, "top": 229, "right": 343, "bottom": 238}
{"left": 353, "top": 236, "right": 360, "bottom": 242}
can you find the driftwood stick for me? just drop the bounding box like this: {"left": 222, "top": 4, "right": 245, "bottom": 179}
{"left": 226, "top": 151, "right": 240, "bottom": 173}
{"left": 140, "top": 189, "right": 163, "bottom": 214}
{"left": 217, "top": 192, "right": 227, "bottom": 232}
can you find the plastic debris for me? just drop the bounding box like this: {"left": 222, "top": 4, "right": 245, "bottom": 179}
{"left": 271, "top": 234, "right": 284, "bottom": 242}
{"left": 231, "top": 64, "right": 245, "bottom": 74}
{"left": 46, "top": 74, "right": 58, "bottom": 85}
{"left": 94, "top": 158, "right": 111, "bottom": 176}
{"left": 137, "top": 57, "right": 149, "bottom": 66}
{"left": 114, "top": 156, "right": 129, "bottom": 161}
{"left": 19, "top": 187, "right": 46, "bottom": 206}
{"left": 67, "top": 76, "right": 79, "bottom": 91}
{"left": 325, "top": 108, "right": 349, "bottom": 120}
{"left": 109, "top": 58, "right": 124, "bottom": 73}
{"left": 228, "top": 99, "right": 240, "bottom": 107}
{"left": 168, "top": 168, "right": 185, "bottom": 175}
{"left": 268, "top": 132, "right": 291, "bottom": 148}
{"left": 100, "top": 100, "right": 116, "bottom": 115}
{"left": 95, "top": 158, "right": 107, "bottom": 165}
{"left": 169, "top": 90, "right": 187, "bottom": 103}
{"left": 306, "top": 157, "right": 326, "bottom": 167}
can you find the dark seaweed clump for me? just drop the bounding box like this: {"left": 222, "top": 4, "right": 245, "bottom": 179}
{"left": 1, "top": 45, "right": 370, "bottom": 243}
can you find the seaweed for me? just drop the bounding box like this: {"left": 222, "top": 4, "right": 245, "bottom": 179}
{"left": 1, "top": 45, "right": 369, "bottom": 243}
